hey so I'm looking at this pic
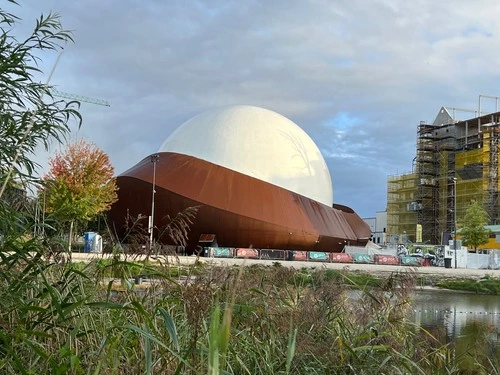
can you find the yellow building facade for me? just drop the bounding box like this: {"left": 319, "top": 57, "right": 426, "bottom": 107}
{"left": 387, "top": 106, "right": 500, "bottom": 249}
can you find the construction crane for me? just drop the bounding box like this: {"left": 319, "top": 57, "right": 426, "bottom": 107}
{"left": 50, "top": 88, "right": 110, "bottom": 107}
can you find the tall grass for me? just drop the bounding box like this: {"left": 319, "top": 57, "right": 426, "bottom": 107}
{"left": 1, "top": 246, "right": 499, "bottom": 374}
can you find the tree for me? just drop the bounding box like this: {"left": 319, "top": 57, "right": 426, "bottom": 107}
{"left": 1, "top": 3, "right": 81, "bottom": 247}
{"left": 0, "top": 7, "right": 91, "bottom": 373}
{"left": 460, "top": 200, "right": 490, "bottom": 252}
{"left": 42, "top": 140, "right": 118, "bottom": 256}
{"left": 0, "top": 2, "right": 81, "bottom": 199}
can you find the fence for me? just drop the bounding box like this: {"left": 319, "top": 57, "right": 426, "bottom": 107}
{"left": 205, "top": 247, "right": 426, "bottom": 267}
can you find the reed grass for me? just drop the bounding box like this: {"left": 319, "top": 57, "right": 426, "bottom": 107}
{"left": 1, "top": 245, "right": 499, "bottom": 374}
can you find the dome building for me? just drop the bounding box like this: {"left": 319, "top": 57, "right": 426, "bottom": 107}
{"left": 108, "top": 105, "right": 370, "bottom": 252}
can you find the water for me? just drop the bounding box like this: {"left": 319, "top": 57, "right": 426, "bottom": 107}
{"left": 412, "top": 289, "right": 500, "bottom": 346}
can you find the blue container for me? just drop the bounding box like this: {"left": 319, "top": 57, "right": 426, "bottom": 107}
{"left": 84, "top": 232, "right": 96, "bottom": 253}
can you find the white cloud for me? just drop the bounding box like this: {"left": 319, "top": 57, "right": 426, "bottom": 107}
{"left": 8, "top": 0, "right": 500, "bottom": 217}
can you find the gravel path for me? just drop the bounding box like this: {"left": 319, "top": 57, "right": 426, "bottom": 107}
{"left": 72, "top": 253, "right": 500, "bottom": 280}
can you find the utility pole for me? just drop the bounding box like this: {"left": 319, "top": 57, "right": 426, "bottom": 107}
{"left": 149, "top": 154, "right": 160, "bottom": 253}
{"left": 453, "top": 177, "right": 458, "bottom": 269}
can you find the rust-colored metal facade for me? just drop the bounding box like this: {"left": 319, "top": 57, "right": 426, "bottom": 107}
{"left": 108, "top": 152, "right": 370, "bottom": 252}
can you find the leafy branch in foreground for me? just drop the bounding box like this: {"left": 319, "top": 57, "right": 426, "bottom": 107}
{"left": 0, "top": 5, "right": 85, "bottom": 374}
{"left": 0, "top": 4, "right": 81, "bottom": 195}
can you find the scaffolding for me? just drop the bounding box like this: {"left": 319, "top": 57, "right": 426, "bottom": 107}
{"left": 415, "top": 123, "right": 441, "bottom": 244}
{"left": 388, "top": 104, "right": 500, "bottom": 245}
{"left": 437, "top": 130, "right": 456, "bottom": 243}
{"left": 484, "top": 129, "right": 500, "bottom": 224}
{"left": 387, "top": 173, "right": 417, "bottom": 242}
{"left": 454, "top": 112, "right": 500, "bottom": 229}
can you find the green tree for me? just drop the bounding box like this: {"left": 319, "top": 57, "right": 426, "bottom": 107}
{"left": 1, "top": 2, "right": 81, "bottom": 244}
{"left": 41, "top": 140, "right": 118, "bottom": 256}
{"left": 0, "top": 6, "right": 90, "bottom": 374}
{"left": 460, "top": 200, "right": 490, "bottom": 252}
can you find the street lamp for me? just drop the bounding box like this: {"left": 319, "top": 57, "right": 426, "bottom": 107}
{"left": 149, "top": 154, "right": 159, "bottom": 252}
{"left": 453, "top": 177, "right": 457, "bottom": 269}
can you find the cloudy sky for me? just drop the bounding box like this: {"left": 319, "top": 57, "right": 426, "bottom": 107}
{"left": 7, "top": 0, "right": 500, "bottom": 218}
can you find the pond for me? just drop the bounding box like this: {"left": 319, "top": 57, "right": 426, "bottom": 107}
{"left": 412, "top": 288, "right": 500, "bottom": 352}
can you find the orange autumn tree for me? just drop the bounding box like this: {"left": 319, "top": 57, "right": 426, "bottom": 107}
{"left": 42, "top": 140, "right": 118, "bottom": 256}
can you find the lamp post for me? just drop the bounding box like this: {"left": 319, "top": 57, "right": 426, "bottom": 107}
{"left": 149, "top": 154, "right": 159, "bottom": 252}
{"left": 453, "top": 177, "right": 457, "bottom": 269}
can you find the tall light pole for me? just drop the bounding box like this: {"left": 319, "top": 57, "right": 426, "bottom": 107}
{"left": 453, "top": 177, "right": 458, "bottom": 269}
{"left": 149, "top": 154, "right": 159, "bottom": 252}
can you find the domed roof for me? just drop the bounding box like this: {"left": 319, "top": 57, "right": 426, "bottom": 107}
{"left": 159, "top": 105, "right": 333, "bottom": 206}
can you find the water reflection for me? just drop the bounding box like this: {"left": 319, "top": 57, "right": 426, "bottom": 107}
{"left": 412, "top": 289, "right": 500, "bottom": 344}
{"left": 411, "top": 289, "right": 500, "bottom": 370}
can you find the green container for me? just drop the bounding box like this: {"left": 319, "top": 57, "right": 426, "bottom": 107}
{"left": 212, "top": 247, "right": 233, "bottom": 257}
{"left": 400, "top": 256, "right": 420, "bottom": 266}
{"left": 308, "top": 252, "right": 329, "bottom": 261}
{"left": 353, "top": 253, "right": 372, "bottom": 263}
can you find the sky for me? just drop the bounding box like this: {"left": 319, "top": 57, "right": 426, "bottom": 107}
{"left": 6, "top": 0, "right": 500, "bottom": 218}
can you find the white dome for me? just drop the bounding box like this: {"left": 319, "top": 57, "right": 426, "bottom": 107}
{"left": 159, "top": 105, "right": 333, "bottom": 206}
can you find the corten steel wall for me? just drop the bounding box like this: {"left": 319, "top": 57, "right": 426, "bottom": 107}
{"left": 108, "top": 152, "right": 371, "bottom": 252}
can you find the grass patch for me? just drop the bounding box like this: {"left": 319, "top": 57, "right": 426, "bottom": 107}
{"left": 436, "top": 275, "right": 500, "bottom": 294}
{"left": 70, "top": 258, "right": 203, "bottom": 279}
{"left": 290, "top": 269, "right": 382, "bottom": 288}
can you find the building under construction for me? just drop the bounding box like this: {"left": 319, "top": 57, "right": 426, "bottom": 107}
{"left": 387, "top": 96, "right": 500, "bottom": 245}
